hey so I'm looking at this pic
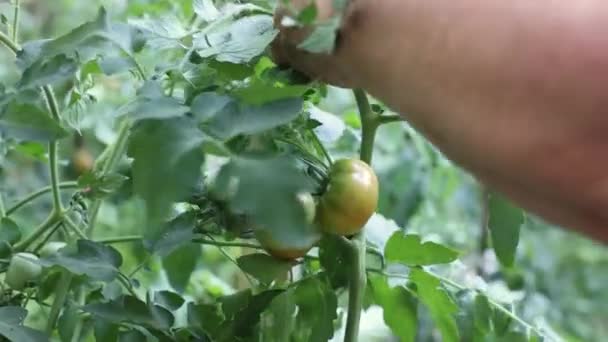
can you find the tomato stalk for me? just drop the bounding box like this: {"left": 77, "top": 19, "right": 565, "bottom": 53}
{"left": 5, "top": 182, "right": 79, "bottom": 216}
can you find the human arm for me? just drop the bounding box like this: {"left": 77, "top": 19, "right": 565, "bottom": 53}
{"left": 274, "top": 0, "right": 608, "bottom": 242}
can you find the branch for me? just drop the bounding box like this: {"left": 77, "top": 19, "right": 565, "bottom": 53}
{"left": 5, "top": 182, "right": 79, "bottom": 216}
{"left": 0, "top": 30, "right": 20, "bottom": 54}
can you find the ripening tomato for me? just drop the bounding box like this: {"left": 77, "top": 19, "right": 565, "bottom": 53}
{"left": 317, "top": 159, "right": 378, "bottom": 236}
{"left": 39, "top": 242, "right": 67, "bottom": 258}
{"left": 255, "top": 192, "right": 320, "bottom": 260}
{"left": 71, "top": 147, "right": 94, "bottom": 175}
{"left": 5, "top": 253, "right": 42, "bottom": 290}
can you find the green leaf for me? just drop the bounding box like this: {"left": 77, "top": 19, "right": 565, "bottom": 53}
{"left": 58, "top": 303, "right": 79, "bottom": 342}
{"left": 410, "top": 269, "right": 459, "bottom": 342}
{"left": 474, "top": 294, "right": 493, "bottom": 334}
{"left": 318, "top": 234, "right": 350, "bottom": 288}
{"left": 14, "top": 142, "right": 48, "bottom": 161}
{"left": 385, "top": 233, "right": 459, "bottom": 266}
{"left": 213, "top": 157, "right": 315, "bottom": 241}
{"left": 78, "top": 171, "right": 129, "bottom": 200}
{"left": 293, "top": 275, "right": 337, "bottom": 341}
{"left": 232, "top": 80, "right": 309, "bottom": 106}
{"left": 18, "top": 54, "right": 78, "bottom": 90}
{"left": 194, "top": 15, "right": 277, "bottom": 64}
{"left": 191, "top": 92, "right": 303, "bottom": 140}
{"left": 298, "top": 17, "right": 340, "bottom": 54}
{"left": 145, "top": 211, "right": 197, "bottom": 257}
{"left": 236, "top": 253, "right": 293, "bottom": 284}
{"left": 39, "top": 240, "right": 122, "bottom": 282}
{"left": 162, "top": 243, "right": 201, "bottom": 292}
{"left": 127, "top": 81, "right": 189, "bottom": 121}
{"left": 187, "top": 302, "right": 224, "bottom": 338}
{"left": 260, "top": 289, "right": 296, "bottom": 341}
{"left": 0, "top": 307, "right": 48, "bottom": 342}
{"left": 216, "top": 289, "right": 283, "bottom": 340}
{"left": 219, "top": 289, "right": 252, "bottom": 319}
{"left": 83, "top": 295, "right": 174, "bottom": 330}
{"left": 0, "top": 102, "right": 68, "bottom": 142}
{"left": 94, "top": 320, "right": 119, "bottom": 342}
{"left": 487, "top": 192, "right": 524, "bottom": 267}
{"left": 127, "top": 117, "right": 205, "bottom": 225}
{"left": 154, "top": 291, "right": 185, "bottom": 311}
{"left": 0, "top": 217, "right": 21, "bottom": 245}
{"left": 118, "top": 330, "right": 147, "bottom": 342}
{"left": 193, "top": 0, "right": 220, "bottom": 22}
{"left": 369, "top": 275, "right": 417, "bottom": 342}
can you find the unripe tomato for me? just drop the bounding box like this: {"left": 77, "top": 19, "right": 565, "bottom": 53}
{"left": 71, "top": 147, "right": 94, "bottom": 175}
{"left": 317, "top": 159, "right": 378, "bottom": 236}
{"left": 39, "top": 242, "right": 67, "bottom": 258}
{"left": 5, "top": 253, "right": 42, "bottom": 290}
{"left": 255, "top": 193, "right": 320, "bottom": 260}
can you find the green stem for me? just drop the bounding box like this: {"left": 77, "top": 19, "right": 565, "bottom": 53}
{"left": 193, "top": 237, "right": 263, "bottom": 250}
{"left": 42, "top": 87, "right": 64, "bottom": 213}
{"left": 11, "top": 0, "right": 20, "bottom": 43}
{"left": 87, "top": 120, "right": 132, "bottom": 235}
{"left": 5, "top": 182, "right": 79, "bottom": 216}
{"left": 343, "top": 89, "right": 379, "bottom": 342}
{"left": 13, "top": 212, "right": 63, "bottom": 252}
{"left": 0, "top": 193, "right": 6, "bottom": 217}
{"left": 97, "top": 235, "right": 143, "bottom": 244}
{"left": 46, "top": 271, "right": 73, "bottom": 335}
{"left": 0, "top": 30, "right": 20, "bottom": 54}
{"left": 69, "top": 289, "right": 85, "bottom": 342}
{"left": 63, "top": 217, "right": 87, "bottom": 240}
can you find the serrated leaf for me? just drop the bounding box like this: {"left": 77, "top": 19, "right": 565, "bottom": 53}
{"left": 213, "top": 157, "right": 315, "bottom": 241}
{"left": 162, "top": 243, "right": 201, "bottom": 292}
{"left": 369, "top": 275, "right": 417, "bottom": 342}
{"left": 129, "top": 15, "right": 186, "bottom": 50}
{"left": 127, "top": 117, "right": 205, "bottom": 225}
{"left": 298, "top": 17, "right": 340, "bottom": 54}
{"left": 487, "top": 192, "right": 524, "bottom": 267}
{"left": 232, "top": 80, "right": 309, "bottom": 105}
{"left": 293, "top": 275, "right": 337, "bottom": 341}
{"left": 318, "top": 234, "right": 350, "bottom": 288}
{"left": 126, "top": 81, "right": 189, "bottom": 121}
{"left": 385, "top": 233, "right": 459, "bottom": 266}
{"left": 260, "top": 289, "right": 296, "bottom": 341}
{"left": 187, "top": 302, "right": 224, "bottom": 338}
{"left": 0, "top": 102, "right": 68, "bottom": 142}
{"left": 83, "top": 295, "right": 174, "bottom": 330}
{"left": 145, "top": 211, "right": 197, "bottom": 257}
{"left": 410, "top": 269, "right": 459, "bottom": 342}
{"left": 39, "top": 240, "right": 122, "bottom": 282}
{"left": 0, "top": 307, "right": 48, "bottom": 342}
{"left": 154, "top": 291, "right": 185, "bottom": 311}
{"left": 0, "top": 217, "right": 21, "bottom": 245}
{"left": 79, "top": 171, "right": 129, "bottom": 200}
{"left": 216, "top": 289, "right": 283, "bottom": 340}
{"left": 18, "top": 54, "right": 78, "bottom": 90}
{"left": 191, "top": 92, "right": 303, "bottom": 140}
{"left": 237, "top": 253, "right": 293, "bottom": 284}
{"left": 194, "top": 0, "right": 220, "bottom": 22}
{"left": 194, "top": 15, "right": 277, "bottom": 64}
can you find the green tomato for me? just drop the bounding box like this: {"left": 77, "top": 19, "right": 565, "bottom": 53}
{"left": 5, "top": 253, "right": 42, "bottom": 290}
{"left": 255, "top": 192, "right": 320, "bottom": 260}
{"left": 39, "top": 242, "right": 67, "bottom": 258}
{"left": 317, "top": 159, "right": 379, "bottom": 236}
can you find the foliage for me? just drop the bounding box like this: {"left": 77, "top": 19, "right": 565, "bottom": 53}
{"left": 0, "top": 1, "right": 605, "bottom": 342}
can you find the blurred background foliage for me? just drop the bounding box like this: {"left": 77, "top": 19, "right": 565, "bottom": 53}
{"left": 0, "top": 0, "right": 606, "bottom": 341}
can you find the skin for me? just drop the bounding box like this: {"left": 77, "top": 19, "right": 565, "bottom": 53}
{"left": 274, "top": 0, "right": 608, "bottom": 242}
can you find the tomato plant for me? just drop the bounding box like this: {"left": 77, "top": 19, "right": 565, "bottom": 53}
{"left": 0, "top": 1, "right": 604, "bottom": 342}
{"left": 317, "top": 158, "right": 378, "bottom": 236}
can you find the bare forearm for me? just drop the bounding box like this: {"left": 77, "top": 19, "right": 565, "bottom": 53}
{"left": 338, "top": 0, "right": 608, "bottom": 240}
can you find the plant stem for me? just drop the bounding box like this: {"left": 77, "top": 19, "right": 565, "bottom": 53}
{"left": 13, "top": 212, "right": 63, "bottom": 252}
{"left": 0, "top": 30, "right": 20, "bottom": 53}
{"left": 63, "top": 217, "right": 87, "bottom": 240}
{"left": 11, "top": 0, "right": 20, "bottom": 43}
{"left": 97, "top": 235, "right": 143, "bottom": 244}
{"left": 87, "top": 120, "right": 132, "bottom": 235}
{"left": 0, "top": 193, "right": 5, "bottom": 218}
{"left": 193, "top": 237, "right": 263, "bottom": 250}
{"left": 42, "top": 86, "right": 64, "bottom": 213}
{"left": 343, "top": 89, "right": 379, "bottom": 342}
{"left": 46, "top": 271, "right": 73, "bottom": 335}
{"left": 5, "top": 182, "right": 79, "bottom": 216}
{"left": 69, "top": 289, "right": 86, "bottom": 342}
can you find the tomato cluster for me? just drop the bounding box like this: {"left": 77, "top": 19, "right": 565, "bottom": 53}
{"left": 254, "top": 159, "right": 378, "bottom": 260}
